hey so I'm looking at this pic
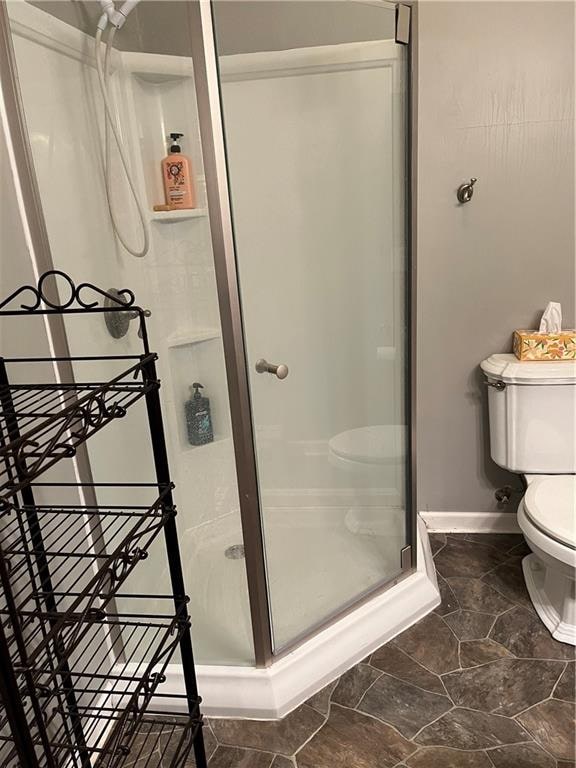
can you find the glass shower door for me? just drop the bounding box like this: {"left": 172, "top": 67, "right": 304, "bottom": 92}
{"left": 3, "top": 0, "right": 255, "bottom": 666}
{"left": 211, "top": 1, "right": 410, "bottom": 651}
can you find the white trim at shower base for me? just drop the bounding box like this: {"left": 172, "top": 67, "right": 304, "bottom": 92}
{"left": 129, "top": 517, "right": 439, "bottom": 720}
{"left": 420, "top": 510, "right": 521, "bottom": 534}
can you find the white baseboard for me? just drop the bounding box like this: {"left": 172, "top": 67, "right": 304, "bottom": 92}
{"left": 141, "top": 518, "right": 439, "bottom": 720}
{"left": 420, "top": 510, "right": 521, "bottom": 534}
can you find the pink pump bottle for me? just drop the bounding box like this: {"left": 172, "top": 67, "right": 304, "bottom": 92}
{"left": 161, "top": 132, "right": 196, "bottom": 209}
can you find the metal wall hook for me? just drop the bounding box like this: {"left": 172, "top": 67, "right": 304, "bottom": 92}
{"left": 457, "top": 177, "right": 477, "bottom": 204}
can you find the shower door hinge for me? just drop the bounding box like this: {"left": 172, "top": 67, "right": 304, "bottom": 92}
{"left": 395, "top": 4, "right": 411, "bottom": 45}
{"left": 401, "top": 545, "right": 413, "bottom": 570}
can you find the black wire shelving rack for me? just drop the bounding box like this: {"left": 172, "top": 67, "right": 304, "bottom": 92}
{"left": 0, "top": 271, "right": 207, "bottom": 768}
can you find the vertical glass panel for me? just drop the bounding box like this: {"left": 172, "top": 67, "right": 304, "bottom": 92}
{"left": 212, "top": 0, "right": 409, "bottom": 651}
{"left": 6, "top": 0, "right": 253, "bottom": 664}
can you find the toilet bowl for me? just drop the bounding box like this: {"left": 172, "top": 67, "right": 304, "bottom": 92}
{"left": 518, "top": 475, "right": 576, "bottom": 645}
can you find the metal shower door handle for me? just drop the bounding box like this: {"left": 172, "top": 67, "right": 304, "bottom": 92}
{"left": 255, "top": 359, "right": 289, "bottom": 380}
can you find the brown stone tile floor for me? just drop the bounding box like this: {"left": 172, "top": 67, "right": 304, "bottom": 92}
{"left": 138, "top": 534, "right": 576, "bottom": 767}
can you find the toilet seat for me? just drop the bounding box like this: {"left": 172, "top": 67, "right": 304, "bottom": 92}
{"left": 524, "top": 475, "right": 576, "bottom": 549}
{"left": 328, "top": 425, "right": 405, "bottom": 466}
{"left": 518, "top": 501, "right": 576, "bottom": 644}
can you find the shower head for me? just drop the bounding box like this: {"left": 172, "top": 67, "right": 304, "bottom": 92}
{"left": 97, "top": 0, "right": 141, "bottom": 30}
{"left": 117, "top": 0, "right": 142, "bottom": 24}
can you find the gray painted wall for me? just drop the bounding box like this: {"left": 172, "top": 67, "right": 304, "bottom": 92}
{"left": 416, "top": 1, "right": 575, "bottom": 515}
{"left": 27, "top": 0, "right": 192, "bottom": 51}
{"left": 29, "top": 1, "right": 395, "bottom": 55}
{"left": 211, "top": 1, "right": 395, "bottom": 54}
{"left": 28, "top": 0, "right": 102, "bottom": 38}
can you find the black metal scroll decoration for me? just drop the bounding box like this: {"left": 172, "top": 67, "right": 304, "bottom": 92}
{"left": 14, "top": 388, "right": 129, "bottom": 480}
{"left": 0, "top": 358, "right": 159, "bottom": 505}
{"left": 0, "top": 270, "right": 136, "bottom": 313}
{"left": 30, "top": 503, "right": 175, "bottom": 674}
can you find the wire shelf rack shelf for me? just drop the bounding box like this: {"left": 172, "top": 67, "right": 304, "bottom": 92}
{"left": 0, "top": 272, "right": 207, "bottom": 768}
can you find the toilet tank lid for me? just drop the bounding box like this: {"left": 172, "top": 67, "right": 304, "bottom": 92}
{"left": 481, "top": 354, "right": 576, "bottom": 384}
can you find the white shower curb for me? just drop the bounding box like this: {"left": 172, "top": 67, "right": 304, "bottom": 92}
{"left": 146, "top": 517, "right": 439, "bottom": 719}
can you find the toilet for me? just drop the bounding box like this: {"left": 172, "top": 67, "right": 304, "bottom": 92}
{"left": 481, "top": 354, "right": 576, "bottom": 644}
{"left": 328, "top": 425, "right": 406, "bottom": 537}
{"left": 328, "top": 425, "right": 405, "bottom": 474}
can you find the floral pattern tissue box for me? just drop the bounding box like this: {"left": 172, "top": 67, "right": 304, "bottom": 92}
{"left": 513, "top": 330, "right": 576, "bottom": 360}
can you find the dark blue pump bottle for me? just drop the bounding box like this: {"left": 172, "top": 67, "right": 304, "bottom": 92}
{"left": 185, "top": 382, "right": 213, "bottom": 446}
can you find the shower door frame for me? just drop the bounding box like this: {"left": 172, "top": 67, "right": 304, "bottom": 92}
{"left": 188, "top": 0, "right": 418, "bottom": 668}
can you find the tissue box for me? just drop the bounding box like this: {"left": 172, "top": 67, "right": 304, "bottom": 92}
{"left": 513, "top": 330, "right": 576, "bottom": 361}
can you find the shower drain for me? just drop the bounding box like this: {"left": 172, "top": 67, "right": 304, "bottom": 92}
{"left": 225, "top": 544, "right": 245, "bottom": 560}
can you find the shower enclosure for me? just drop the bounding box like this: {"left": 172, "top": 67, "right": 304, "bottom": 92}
{"left": 0, "top": 0, "right": 427, "bottom": 718}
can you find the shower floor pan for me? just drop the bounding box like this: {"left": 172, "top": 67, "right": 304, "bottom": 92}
{"left": 130, "top": 513, "right": 439, "bottom": 719}
{"left": 188, "top": 504, "right": 407, "bottom": 662}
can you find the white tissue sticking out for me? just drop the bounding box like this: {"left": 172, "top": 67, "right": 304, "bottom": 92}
{"left": 539, "top": 301, "right": 562, "bottom": 334}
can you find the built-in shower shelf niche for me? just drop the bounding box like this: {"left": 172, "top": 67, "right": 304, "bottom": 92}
{"left": 167, "top": 328, "right": 221, "bottom": 348}
{"left": 168, "top": 334, "right": 232, "bottom": 452}
{"left": 150, "top": 208, "right": 208, "bottom": 223}
{"left": 122, "top": 52, "right": 206, "bottom": 213}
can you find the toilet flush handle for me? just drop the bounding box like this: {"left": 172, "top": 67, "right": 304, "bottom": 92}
{"left": 485, "top": 380, "right": 506, "bottom": 391}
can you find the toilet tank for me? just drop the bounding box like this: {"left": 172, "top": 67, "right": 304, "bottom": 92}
{"left": 480, "top": 354, "right": 576, "bottom": 474}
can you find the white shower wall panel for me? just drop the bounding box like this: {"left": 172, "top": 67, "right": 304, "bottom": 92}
{"left": 7, "top": 2, "right": 252, "bottom": 664}
{"left": 8, "top": 3, "right": 240, "bottom": 527}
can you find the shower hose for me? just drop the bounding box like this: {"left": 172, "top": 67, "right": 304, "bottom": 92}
{"left": 95, "top": 26, "right": 149, "bottom": 258}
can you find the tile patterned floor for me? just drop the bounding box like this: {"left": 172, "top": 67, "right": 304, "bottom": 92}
{"left": 147, "top": 534, "right": 576, "bottom": 767}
